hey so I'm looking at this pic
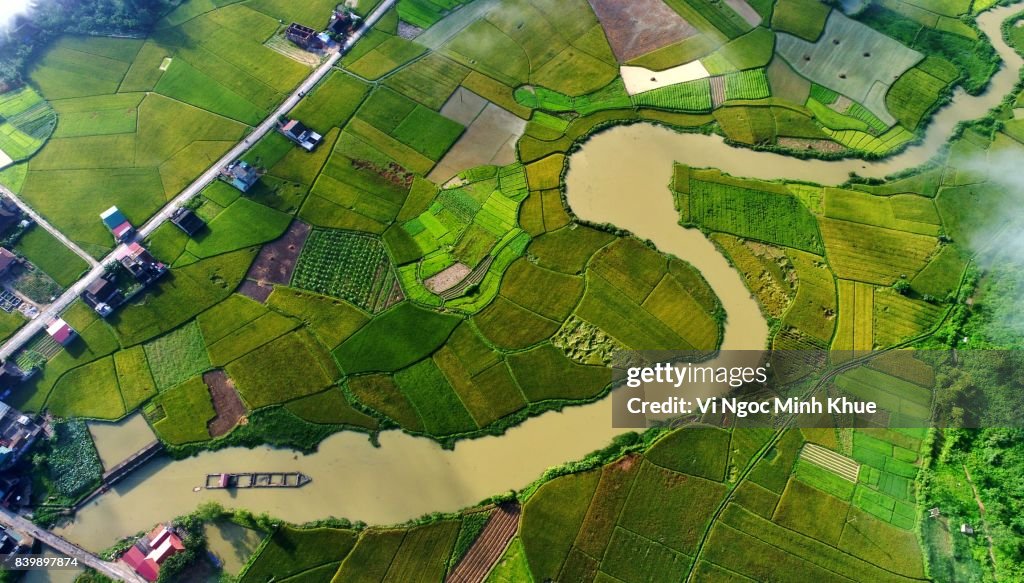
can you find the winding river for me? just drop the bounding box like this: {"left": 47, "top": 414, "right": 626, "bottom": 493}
{"left": 55, "top": 3, "right": 1023, "bottom": 553}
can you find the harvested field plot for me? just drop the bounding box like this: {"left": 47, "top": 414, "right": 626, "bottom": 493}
{"left": 776, "top": 12, "right": 923, "bottom": 124}
{"left": 244, "top": 221, "right": 310, "bottom": 286}
{"left": 204, "top": 369, "right": 246, "bottom": 437}
{"left": 429, "top": 103, "right": 526, "bottom": 183}
{"left": 586, "top": 0, "right": 699, "bottom": 62}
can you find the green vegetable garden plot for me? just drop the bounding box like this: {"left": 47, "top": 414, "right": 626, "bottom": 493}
{"left": 291, "top": 230, "right": 394, "bottom": 311}
{"left": 394, "top": 358, "right": 477, "bottom": 436}
{"left": 143, "top": 322, "right": 212, "bottom": 391}
{"left": 822, "top": 125, "right": 914, "bottom": 155}
{"left": 723, "top": 69, "right": 770, "bottom": 101}
{"left": 687, "top": 179, "right": 823, "bottom": 253}
{"left": 818, "top": 218, "right": 936, "bottom": 286}
{"left": 150, "top": 376, "right": 215, "bottom": 444}
{"left": 333, "top": 302, "right": 461, "bottom": 374}
{"left": 521, "top": 470, "right": 600, "bottom": 582}
{"left": 631, "top": 78, "right": 713, "bottom": 112}
{"left": 227, "top": 330, "right": 338, "bottom": 409}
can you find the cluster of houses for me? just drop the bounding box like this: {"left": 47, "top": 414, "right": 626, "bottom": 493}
{"left": 78, "top": 207, "right": 169, "bottom": 318}
{"left": 120, "top": 523, "right": 186, "bottom": 582}
{"left": 285, "top": 7, "right": 359, "bottom": 53}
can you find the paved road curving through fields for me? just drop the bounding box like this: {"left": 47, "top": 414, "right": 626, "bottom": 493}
{"left": 0, "top": 0, "right": 397, "bottom": 363}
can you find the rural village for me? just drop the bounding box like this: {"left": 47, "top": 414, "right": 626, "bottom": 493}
{"left": 0, "top": 0, "right": 1016, "bottom": 581}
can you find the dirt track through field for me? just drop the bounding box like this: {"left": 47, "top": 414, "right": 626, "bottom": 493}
{"left": 446, "top": 503, "right": 521, "bottom": 583}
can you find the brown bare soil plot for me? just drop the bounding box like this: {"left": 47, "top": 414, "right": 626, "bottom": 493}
{"left": 425, "top": 263, "right": 471, "bottom": 293}
{"left": 205, "top": 370, "right": 247, "bottom": 437}
{"left": 446, "top": 502, "right": 521, "bottom": 583}
{"left": 587, "top": 0, "right": 699, "bottom": 62}
{"left": 246, "top": 220, "right": 311, "bottom": 285}
{"left": 238, "top": 279, "right": 272, "bottom": 303}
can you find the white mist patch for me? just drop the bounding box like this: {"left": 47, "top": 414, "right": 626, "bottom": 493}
{"left": 0, "top": 0, "right": 33, "bottom": 32}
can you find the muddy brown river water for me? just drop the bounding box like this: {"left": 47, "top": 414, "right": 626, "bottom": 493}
{"left": 53, "top": 3, "right": 1022, "bottom": 554}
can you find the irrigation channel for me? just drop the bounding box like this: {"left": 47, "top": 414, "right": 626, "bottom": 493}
{"left": 51, "top": 3, "right": 1023, "bottom": 556}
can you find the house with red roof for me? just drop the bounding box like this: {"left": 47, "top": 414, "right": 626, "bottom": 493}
{"left": 120, "top": 523, "right": 186, "bottom": 582}
{"left": 45, "top": 319, "right": 75, "bottom": 347}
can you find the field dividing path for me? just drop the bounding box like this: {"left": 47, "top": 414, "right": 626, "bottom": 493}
{"left": 0, "top": 0, "right": 396, "bottom": 363}
{"left": 0, "top": 184, "right": 98, "bottom": 268}
{"left": 0, "top": 507, "right": 147, "bottom": 582}
{"left": 446, "top": 503, "right": 521, "bottom": 583}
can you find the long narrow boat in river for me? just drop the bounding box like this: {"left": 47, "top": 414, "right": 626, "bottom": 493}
{"left": 205, "top": 472, "right": 311, "bottom": 489}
